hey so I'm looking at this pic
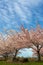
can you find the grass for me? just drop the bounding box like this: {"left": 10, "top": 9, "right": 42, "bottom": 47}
{"left": 0, "top": 61, "right": 43, "bottom": 65}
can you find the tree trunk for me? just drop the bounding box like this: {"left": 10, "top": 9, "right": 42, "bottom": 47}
{"left": 13, "top": 49, "right": 18, "bottom": 61}
{"left": 3, "top": 52, "right": 8, "bottom": 61}
{"left": 37, "top": 50, "right": 41, "bottom": 61}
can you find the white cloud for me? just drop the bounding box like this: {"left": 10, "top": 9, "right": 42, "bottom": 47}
{"left": 18, "top": 0, "right": 41, "bottom": 6}
{"left": 14, "top": 3, "right": 26, "bottom": 18}
{"left": 0, "top": 0, "right": 43, "bottom": 30}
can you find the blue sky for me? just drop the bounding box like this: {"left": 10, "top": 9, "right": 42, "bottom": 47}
{"left": 17, "top": 48, "right": 33, "bottom": 58}
{"left": 0, "top": 0, "right": 43, "bottom": 57}
{"left": 0, "top": 0, "right": 43, "bottom": 33}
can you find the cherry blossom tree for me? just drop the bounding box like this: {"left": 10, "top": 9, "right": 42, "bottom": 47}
{"left": 3, "top": 29, "right": 30, "bottom": 61}
{"left": 21, "top": 24, "right": 43, "bottom": 61}
{"left": 29, "top": 25, "right": 43, "bottom": 61}
{"left": 0, "top": 23, "right": 43, "bottom": 62}
{"left": 0, "top": 33, "right": 14, "bottom": 60}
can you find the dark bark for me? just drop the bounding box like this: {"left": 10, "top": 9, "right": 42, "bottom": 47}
{"left": 37, "top": 50, "right": 41, "bottom": 61}
{"left": 13, "top": 49, "right": 18, "bottom": 61}
{"left": 37, "top": 45, "right": 41, "bottom": 61}
{"left": 3, "top": 52, "right": 8, "bottom": 61}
